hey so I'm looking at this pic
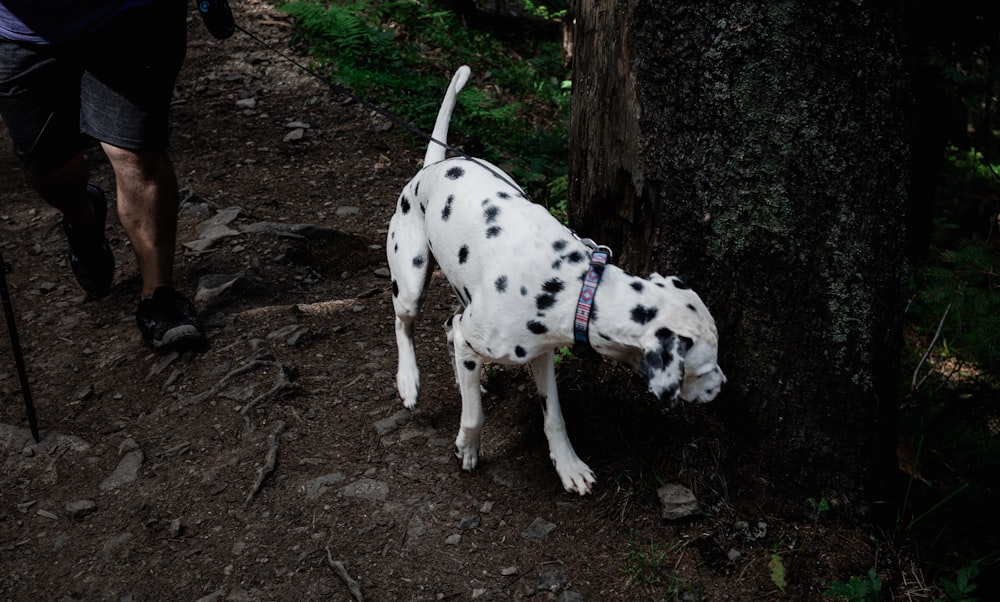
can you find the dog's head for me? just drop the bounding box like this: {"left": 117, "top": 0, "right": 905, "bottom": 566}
{"left": 636, "top": 273, "right": 725, "bottom": 407}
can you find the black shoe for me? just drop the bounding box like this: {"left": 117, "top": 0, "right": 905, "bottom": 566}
{"left": 136, "top": 286, "right": 207, "bottom": 351}
{"left": 62, "top": 184, "right": 114, "bottom": 295}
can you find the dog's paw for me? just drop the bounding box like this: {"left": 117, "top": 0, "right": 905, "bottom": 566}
{"left": 397, "top": 370, "right": 420, "bottom": 409}
{"left": 454, "top": 429, "right": 481, "bottom": 471}
{"left": 553, "top": 456, "right": 597, "bottom": 496}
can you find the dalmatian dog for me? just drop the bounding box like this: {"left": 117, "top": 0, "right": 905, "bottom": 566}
{"left": 387, "top": 66, "right": 725, "bottom": 495}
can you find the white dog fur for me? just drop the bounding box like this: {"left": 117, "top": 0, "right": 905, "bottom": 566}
{"left": 387, "top": 66, "right": 725, "bottom": 495}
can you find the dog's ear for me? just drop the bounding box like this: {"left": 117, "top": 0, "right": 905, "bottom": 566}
{"left": 639, "top": 327, "right": 692, "bottom": 407}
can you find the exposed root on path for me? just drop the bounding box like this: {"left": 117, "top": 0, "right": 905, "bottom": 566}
{"left": 325, "top": 548, "right": 364, "bottom": 602}
{"left": 243, "top": 420, "right": 287, "bottom": 509}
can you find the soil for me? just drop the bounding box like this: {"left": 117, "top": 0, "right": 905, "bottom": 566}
{"left": 0, "top": 3, "right": 901, "bottom": 601}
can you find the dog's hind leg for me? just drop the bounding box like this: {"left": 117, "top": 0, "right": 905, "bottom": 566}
{"left": 529, "top": 353, "right": 596, "bottom": 495}
{"left": 450, "top": 314, "right": 485, "bottom": 471}
{"left": 387, "top": 198, "right": 433, "bottom": 409}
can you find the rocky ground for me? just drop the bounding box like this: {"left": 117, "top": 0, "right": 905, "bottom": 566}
{"left": 0, "top": 3, "right": 903, "bottom": 601}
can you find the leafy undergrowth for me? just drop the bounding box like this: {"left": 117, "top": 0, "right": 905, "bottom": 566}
{"left": 277, "top": 0, "right": 571, "bottom": 213}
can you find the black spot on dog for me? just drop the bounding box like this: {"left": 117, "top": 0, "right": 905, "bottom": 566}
{"left": 446, "top": 166, "right": 465, "bottom": 179}
{"left": 419, "top": 202, "right": 426, "bottom": 214}
{"left": 414, "top": 182, "right": 420, "bottom": 196}
{"left": 486, "top": 226, "right": 502, "bottom": 238}
{"left": 527, "top": 320, "right": 548, "bottom": 334}
{"left": 482, "top": 198, "right": 490, "bottom": 206}
{"left": 393, "top": 243, "right": 398, "bottom": 253}
{"left": 631, "top": 305, "right": 658, "bottom": 324}
{"left": 672, "top": 277, "right": 690, "bottom": 289}
{"left": 463, "top": 360, "right": 477, "bottom": 371}
{"left": 552, "top": 240, "right": 568, "bottom": 252}
{"left": 441, "top": 195, "right": 454, "bottom": 221}
{"left": 392, "top": 280, "right": 399, "bottom": 297}
{"left": 543, "top": 278, "right": 565, "bottom": 294}
{"left": 520, "top": 286, "right": 528, "bottom": 296}
{"left": 400, "top": 197, "right": 411, "bottom": 214}
{"left": 535, "top": 278, "right": 564, "bottom": 311}
{"left": 567, "top": 251, "right": 584, "bottom": 263}
{"left": 536, "top": 295, "right": 555, "bottom": 311}
{"left": 497, "top": 191, "right": 511, "bottom": 199}
{"left": 413, "top": 255, "right": 426, "bottom": 268}
{"left": 515, "top": 345, "right": 526, "bottom": 357}
{"left": 458, "top": 245, "right": 469, "bottom": 264}
{"left": 484, "top": 205, "right": 500, "bottom": 223}
{"left": 551, "top": 259, "right": 563, "bottom": 270}
{"left": 495, "top": 275, "right": 508, "bottom": 293}
{"left": 687, "top": 303, "right": 697, "bottom": 312}
{"left": 390, "top": 230, "right": 395, "bottom": 240}
{"left": 631, "top": 281, "right": 644, "bottom": 292}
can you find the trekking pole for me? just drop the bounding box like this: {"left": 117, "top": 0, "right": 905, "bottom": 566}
{"left": 0, "top": 246, "right": 41, "bottom": 443}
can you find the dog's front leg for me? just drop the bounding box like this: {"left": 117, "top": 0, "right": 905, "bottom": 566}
{"left": 529, "top": 353, "right": 596, "bottom": 495}
{"left": 451, "top": 316, "right": 484, "bottom": 471}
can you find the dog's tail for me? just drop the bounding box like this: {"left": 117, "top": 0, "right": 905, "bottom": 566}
{"left": 424, "top": 65, "right": 471, "bottom": 167}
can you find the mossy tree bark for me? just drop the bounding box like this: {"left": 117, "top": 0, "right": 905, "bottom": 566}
{"left": 569, "top": 1, "right": 911, "bottom": 501}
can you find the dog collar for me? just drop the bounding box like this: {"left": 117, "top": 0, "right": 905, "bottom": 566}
{"left": 573, "top": 244, "right": 611, "bottom": 354}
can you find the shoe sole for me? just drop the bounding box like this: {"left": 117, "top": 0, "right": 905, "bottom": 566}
{"left": 152, "top": 325, "right": 206, "bottom": 350}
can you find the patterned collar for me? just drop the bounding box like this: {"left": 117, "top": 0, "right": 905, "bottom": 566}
{"left": 573, "top": 240, "right": 612, "bottom": 354}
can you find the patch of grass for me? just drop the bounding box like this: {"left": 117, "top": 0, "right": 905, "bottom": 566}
{"left": 623, "top": 538, "right": 690, "bottom": 601}
{"left": 278, "top": 0, "right": 570, "bottom": 211}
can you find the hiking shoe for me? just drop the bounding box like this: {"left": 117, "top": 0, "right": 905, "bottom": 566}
{"left": 62, "top": 184, "right": 114, "bottom": 295}
{"left": 135, "top": 286, "right": 207, "bottom": 350}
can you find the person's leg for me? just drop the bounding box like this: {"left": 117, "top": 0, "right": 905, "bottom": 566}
{"left": 100, "top": 144, "right": 177, "bottom": 299}
{"left": 80, "top": 1, "right": 204, "bottom": 349}
{"left": 0, "top": 38, "right": 115, "bottom": 295}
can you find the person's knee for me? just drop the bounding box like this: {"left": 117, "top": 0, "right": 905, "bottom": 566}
{"left": 102, "top": 143, "right": 173, "bottom": 182}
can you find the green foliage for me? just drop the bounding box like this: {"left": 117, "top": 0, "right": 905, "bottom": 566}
{"left": 278, "top": 0, "right": 570, "bottom": 210}
{"left": 623, "top": 539, "right": 689, "bottom": 600}
{"left": 823, "top": 567, "right": 882, "bottom": 602}
{"left": 937, "top": 562, "right": 980, "bottom": 602}
{"left": 769, "top": 553, "right": 787, "bottom": 592}
{"left": 902, "top": 139, "right": 1000, "bottom": 598}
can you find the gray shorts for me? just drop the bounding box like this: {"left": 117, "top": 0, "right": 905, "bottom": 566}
{"left": 0, "top": 0, "right": 187, "bottom": 176}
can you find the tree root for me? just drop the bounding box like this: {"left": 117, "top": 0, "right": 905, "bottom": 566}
{"left": 240, "top": 363, "right": 300, "bottom": 432}
{"left": 243, "top": 420, "right": 286, "bottom": 509}
{"left": 326, "top": 548, "right": 364, "bottom": 602}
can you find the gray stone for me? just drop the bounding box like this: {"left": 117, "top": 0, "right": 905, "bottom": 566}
{"left": 100, "top": 449, "right": 144, "bottom": 491}
{"left": 657, "top": 483, "right": 700, "bottom": 520}
{"left": 196, "top": 273, "right": 249, "bottom": 305}
{"left": 303, "top": 473, "right": 345, "bottom": 500}
{"left": 339, "top": 478, "right": 389, "bottom": 501}
{"left": 374, "top": 409, "right": 410, "bottom": 437}
{"left": 101, "top": 532, "right": 134, "bottom": 559}
{"left": 65, "top": 499, "right": 97, "bottom": 520}
{"left": 521, "top": 517, "right": 556, "bottom": 543}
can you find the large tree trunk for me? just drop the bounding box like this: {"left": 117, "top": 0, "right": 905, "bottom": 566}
{"left": 569, "top": 1, "right": 911, "bottom": 501}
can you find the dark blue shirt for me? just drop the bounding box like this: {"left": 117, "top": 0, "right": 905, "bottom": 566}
{"left": 0, "top": 0, "right": 153, "bottom": 43}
